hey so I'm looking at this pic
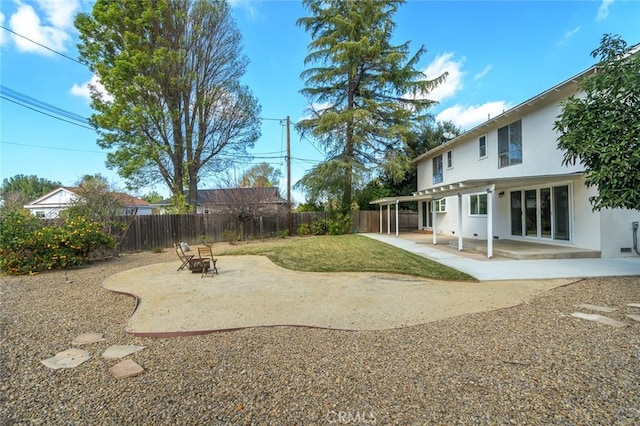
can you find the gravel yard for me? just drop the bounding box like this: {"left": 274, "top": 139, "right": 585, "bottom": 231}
{"left": 1, "top": 250, "right": 639, "bottom": 425}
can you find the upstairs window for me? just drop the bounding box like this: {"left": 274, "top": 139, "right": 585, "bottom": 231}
{"left": 446, "top": 150, "right": 453, "bottom": 169}
{"left": 469, "top": 193, "right": 488, "bottom": 216}
{"left": 433, "top": 155, "right": 443, "bottom": 184}
{"left": 498, "top": 120, "right": 522, "bottom": 168}
{"left": 478, "top": 135, "right": 487, "bottom": 158}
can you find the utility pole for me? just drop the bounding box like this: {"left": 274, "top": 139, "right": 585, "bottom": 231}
{"left": 286, "top": 116, "right": 292, "bottom": 234}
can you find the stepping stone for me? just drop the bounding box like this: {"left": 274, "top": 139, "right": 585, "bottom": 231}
{"left": 71, "top": 333, "right": 105, "bottom": 346}
{"left": 627, "top": 314, "right": 640, "bottom": 323}
{"left": 575, "top": 304, "right": 617, "bottom": 313}
{"left": 626, "top": 303, "right": 640, "bottom": 309}
{"left": 570, "top": 312, "right": 626, "bottom": 327}
{"left": 109, "top": 359, "right": 144, "bottom": 379}
{"left": 102, "top": 345, "right": 146, "bottom": 359}
{"left": 41, "top": 348, "right": 91, "bottom": 369}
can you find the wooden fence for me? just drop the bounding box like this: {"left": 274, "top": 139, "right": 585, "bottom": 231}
{"left": 109, "top": 210, "right": 417, "bottom": 252}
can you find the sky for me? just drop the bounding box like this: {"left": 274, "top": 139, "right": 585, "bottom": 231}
{"left": 1, "top": 0, "right": 639, "bottom": 204}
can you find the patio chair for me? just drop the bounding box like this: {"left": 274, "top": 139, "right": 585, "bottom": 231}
{"left": 197, "top": 246, "right": 218, "bottom": 278}
{"left": 174, "top": 242, "right": 195, "bottom": 271}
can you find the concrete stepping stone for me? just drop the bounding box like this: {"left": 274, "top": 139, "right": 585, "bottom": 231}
{"left": 570, "top": 312, "right": 626, "bottom": 327}
{"left": 626, "top": 303, "right": 640, "bottom": 309}
{"left": 71, "top": 333, "right": 106, "bottom": 346}
{"left": 109, "top": 359, "right": 144, "bottom": 379}
{"left": 575, "top": 304, "right": 617, "bottom": 313}
{"left": 102, "top": 345, "right": 146, "bottom": 359}
{"left": 626, "top": 314, "right": 640, "bottom": 323}
{"left": 41, "top": 348, "right": 91, "bottom": 369}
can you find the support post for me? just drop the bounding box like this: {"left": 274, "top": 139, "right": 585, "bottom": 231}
{"left": 457, "top": 193, "right": 463, "bottom": 251}
{"left": 379, "top": 204, "right": 383, "bottom": 233}
{"left": 487, "top": 188, "right": 494, "bottom": 259}
{"left": 387, "top": 204, "right": 391, "bottom": 234}
{"left": 395, "top": 200, "right": 399, "bottom": 236}
{"left": 432, "top": 200, "right": 437, "bottom": 245}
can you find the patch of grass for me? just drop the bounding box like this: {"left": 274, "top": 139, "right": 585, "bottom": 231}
{"left": 219, "top": 234, "right": 476, "bottom": 281}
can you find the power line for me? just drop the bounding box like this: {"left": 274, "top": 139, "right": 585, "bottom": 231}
{"left": 1, "top": 85, "right": 90, "bottom": 124}
{"left": 0, "top": 25, "right": 87, "bottom": 67}
{"left": 0, "top": 96, "right": 95, "bottom": 131}
{"left": 0, "top": 140, "right": 105, "bottom": 154}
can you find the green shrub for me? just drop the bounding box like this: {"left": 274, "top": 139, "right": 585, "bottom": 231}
{"left": 311, "top": 219, "right": 328, "bottom": 235}
{"left": 296, "top": 222, "right": 312, "bottom": 236}
{"left": 0, "top": 211, "right": 116, "bottom": 275}
{"left": 277, "top": 229, "right": 289, "bottom": 239}
{"left": 327, "top": 213, "right": 353, "bottom": 235}
{"left": 222, "top": 226, "right": 240, "bottom": 245}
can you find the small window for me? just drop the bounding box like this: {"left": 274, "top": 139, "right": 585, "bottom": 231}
{"left": 432, "top": 155, "right": 443, "bottom": 184}
{"left": 35, "top": 211, "right": 45, "bottom": 219}
{"left": 469, "top": 193, "right": 488, "bottom": 216}
{"left": 432, "top": 199, "right": 446, "bottom": 213}
{"left": 478, "top": 135, "right": 487, "bottom": 158}
{"left": 446, "top": 150, "right": 453, "bottom": 169}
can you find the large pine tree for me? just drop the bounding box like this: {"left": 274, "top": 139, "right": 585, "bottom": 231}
{"left": 296, "top": 0, "right": 444, "bottom": 213}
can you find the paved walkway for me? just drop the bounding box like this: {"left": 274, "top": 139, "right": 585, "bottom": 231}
{"left": 364, "top": 233, "right": 640, "bottom": 281}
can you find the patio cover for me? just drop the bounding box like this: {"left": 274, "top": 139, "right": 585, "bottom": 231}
{"left": 371, "top": 172, "right": 584, "bottom": 258}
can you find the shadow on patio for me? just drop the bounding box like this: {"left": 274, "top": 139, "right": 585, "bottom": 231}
{"left": 399, "top": 231, "right": 601, "bottom": 260}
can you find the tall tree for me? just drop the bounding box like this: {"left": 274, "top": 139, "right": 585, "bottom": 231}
{"left": 0, "top": 175, "right": 61, "bottom": 209}
{"left": 296, "top": 0, "right": 444, "bottom": 214}
{"left": 240, "top": 162, "right": 282, "bottom": 188}
{"left": 554, "top": 34, "right": 639, "bottom": 210}
{"left": 75, "top": 0, "right": 261, "bottom": 209}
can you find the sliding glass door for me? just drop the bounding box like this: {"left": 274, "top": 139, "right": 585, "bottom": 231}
{"left": 510, "top": 185, "right": 570, "bottom": 241}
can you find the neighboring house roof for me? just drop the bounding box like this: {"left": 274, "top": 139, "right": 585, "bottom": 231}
{"left": 197, "top": 187, "right": 287, "bottom": 205}
{"left": 24, "top": 186, "right": 150, "bottom": 209}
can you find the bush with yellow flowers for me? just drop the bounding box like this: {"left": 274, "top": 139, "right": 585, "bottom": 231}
{"left": 0, "top": 209, "right": 116, "bottom": 275}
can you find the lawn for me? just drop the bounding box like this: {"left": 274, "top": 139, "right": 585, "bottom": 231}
{"left": 218, "top": 234, "right": 476, "bottom": 281}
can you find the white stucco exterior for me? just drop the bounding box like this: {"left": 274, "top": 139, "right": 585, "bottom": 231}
{"left": 376, "top": 61, "right": 640, "bottom": 258}
{"left": 24, "top": 187, "right": 152, "bottom": 218}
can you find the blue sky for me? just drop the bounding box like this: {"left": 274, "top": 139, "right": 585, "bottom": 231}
{"left": 1, "top": 0, "right": 639, "bottom": 203}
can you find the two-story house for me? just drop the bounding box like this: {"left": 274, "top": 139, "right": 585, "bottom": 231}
{"left": 374, "top": 57, "right": 639, "bottom": 259}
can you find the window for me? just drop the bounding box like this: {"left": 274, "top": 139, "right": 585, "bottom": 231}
{"left": 469, "top": 193, "right": 487, "bottom": 215}
{"left": 446, "top": 150, "right": 453, "bottom": 169}
{"left": 35, "top": 211, "right": 45, "bottom": 219}
{"left": 498, "top": 120, "right": 522, "bottom": 168}
{"left": 478, "top": 135, "right": 487, "bottom": 158}
{"left": 432, "top": 155, "right": 443, "bottom": 184}
{"left": 432, "top": 199, "right": 446, "bottom": 213}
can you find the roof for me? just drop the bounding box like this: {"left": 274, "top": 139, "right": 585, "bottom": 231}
{"left": 413, "top": 42, "right": 640, "bottom": 164}
{"left": 197, "top": 187, "right": 287, "bottom": 205}
{"left": 24, "top": 186, "right": 149, "bottom": 207}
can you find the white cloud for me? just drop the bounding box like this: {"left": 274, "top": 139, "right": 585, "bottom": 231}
{"left": 596, "top": 0, "right": 614, "bottom": 21}
{"left": 229, "top": 0, "right": 260, "bottom": 19}
{"left": 70, "top": 74, "right": 113, "bottom": 103}
{"left": 436, "top": 101, "right": 512, "bottom": 131}
{"left": 474, "top": 64, "right": 493, "bottom": 80}
{"left": 420, "top": 52, "right": 465, "bottom": 103}
{"left": 7, "top": 0, "right": 81, "bottom": 55}
{"left": 564, "top": 26, "right": 581, "bottom": 39}
{"left": 35, "top": 0, "right": 80, "bottom": 28}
